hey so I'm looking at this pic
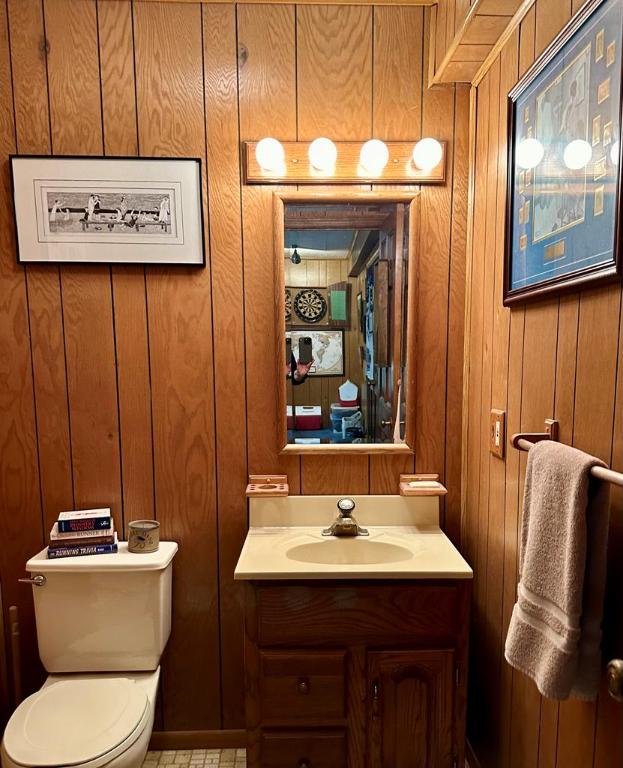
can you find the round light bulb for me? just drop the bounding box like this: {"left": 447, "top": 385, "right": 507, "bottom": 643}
{"left": 255, "top": 137, "right": 285, "bottom": 173}
{"left": 412, "top": 138, "right": 443, "bottom": 171}
{"left": 360, "top": 139, "right": 389, "bottom": 175}
{"left": 308, "top": 137, "right": 337, "bottom": 172}
{"left": 610, "top": 140, "right": 620, "bottom": 165}
{"left": 563, "top": 139, "right": 592, "bottom": 170}
{"left": 516, "top": 138, "right": 544, "bottom": 169}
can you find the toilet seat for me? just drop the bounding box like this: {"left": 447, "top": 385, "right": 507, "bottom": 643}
{"left": 3, "top": 677, "right": 149, "bottom": 768}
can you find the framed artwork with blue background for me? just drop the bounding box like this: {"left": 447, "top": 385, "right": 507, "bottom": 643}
{"left": 505, "top": 0, "right": 623, "bottom": 304}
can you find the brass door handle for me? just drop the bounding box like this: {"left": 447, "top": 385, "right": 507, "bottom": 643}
{"left": 380, "top": 419, "right": 392, "bottom": 427}
{"left": 607, "top": 659, "right": 623, "bottom": 702}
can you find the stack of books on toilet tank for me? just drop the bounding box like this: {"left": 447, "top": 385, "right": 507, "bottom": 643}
{"left": 47, "top": 508, "right": 118, "bottom": 559}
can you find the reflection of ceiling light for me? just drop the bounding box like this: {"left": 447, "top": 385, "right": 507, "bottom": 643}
{"left": 611, "top": 140, "right": 620, "bottom": 165}
{"left": 412, "top": 138, "right": 443, "bottom": 171}
{"left": 308, "top": 138, "right": 337, "bottom": 172}
{"left": 516, "top": 138, "right": 544, "bottom": 169}
{"left": 255, "top": 137, "right": 285, "bottom": 172}
{"left": 360, "top": 139, "right": 389, "bottom": 175}
{"left": 563, "top": 139, "right": 592, "bottom": 170}
{"left": 290, "top": 246, "right": 301, "bottom": 265}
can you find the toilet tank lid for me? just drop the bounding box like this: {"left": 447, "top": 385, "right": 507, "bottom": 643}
{"left": 26, "top": 541, "right": 178, "bottom": 573}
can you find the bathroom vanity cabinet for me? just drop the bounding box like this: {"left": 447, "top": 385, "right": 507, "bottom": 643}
{"left": 244, "top": 580, "right": 471, "bottom": 768}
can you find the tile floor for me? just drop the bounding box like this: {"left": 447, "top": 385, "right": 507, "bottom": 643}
{"left": 142, "top": 750, "right": 246, "bottom": 768}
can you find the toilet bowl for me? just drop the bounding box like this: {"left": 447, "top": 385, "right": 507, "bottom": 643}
{"left": 1, "top": 669, "right": 159, "bottom": 768}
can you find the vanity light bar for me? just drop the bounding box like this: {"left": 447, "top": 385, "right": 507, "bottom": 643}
{"left": 243, "top": 139, "right": 447, "bottom": 185}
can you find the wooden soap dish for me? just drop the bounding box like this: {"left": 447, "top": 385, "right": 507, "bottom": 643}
{"left": 399, "top": 474, "right": 448, "bottom": 497}
{"left": 246, "top": 475, "right": 289, "bottom": 497}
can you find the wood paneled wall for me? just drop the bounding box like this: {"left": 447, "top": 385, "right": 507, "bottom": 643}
{"left": 0, "top": 0, "right": 468, "bottom": 736}
{"left": 463, "top": 1, "right": 623, "bottom": 766}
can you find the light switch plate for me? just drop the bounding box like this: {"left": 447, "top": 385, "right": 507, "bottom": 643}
{"left": 490, "top": 409, "right": 505, "bottom": 459}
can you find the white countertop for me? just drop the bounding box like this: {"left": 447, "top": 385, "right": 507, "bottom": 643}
{"left": 234, "top": 524, "right": 472, "bottom": 581}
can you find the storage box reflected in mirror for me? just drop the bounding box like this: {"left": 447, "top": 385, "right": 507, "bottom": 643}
{"left": 275, "top": 193, "right": 419, "bottom": 453}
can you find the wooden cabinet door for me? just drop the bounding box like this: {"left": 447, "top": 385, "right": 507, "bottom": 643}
{"left": 367, "top": 650, "right": 454, "bottom": 768}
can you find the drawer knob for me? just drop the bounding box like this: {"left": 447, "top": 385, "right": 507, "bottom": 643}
{"left": 297, "top": 677, "right": 310, "bottom": 695}
{"left": 298, "top": 761, "right": 310, "bottom": 768}
{"left": 607, "top": 659, "right": 623, "bottom": 702}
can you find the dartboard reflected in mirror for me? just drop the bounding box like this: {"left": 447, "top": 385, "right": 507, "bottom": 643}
{"left": 293, "top": 288, "right": 327, "bottom": 323}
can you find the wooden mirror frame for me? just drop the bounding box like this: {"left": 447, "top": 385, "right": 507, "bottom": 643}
{"left": 273, "top": 190, "right": 420, "bottom": 455}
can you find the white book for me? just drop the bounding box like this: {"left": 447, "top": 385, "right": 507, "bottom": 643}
{"left": 57, "top": 508, "right": 111, "bottom": 521}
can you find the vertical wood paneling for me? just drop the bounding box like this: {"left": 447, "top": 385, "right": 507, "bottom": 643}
{"left": 435, "top": 0, "right": 449, "bottom": 72}
{"left": 466, "top": 2, "right": 623, "bottom": 767}
{"left": 369, "top": 5, "right": 424, "bottom": 492}
{"left": 0, "top": 0, "right": 44, "bottom": 699}
{"left": 237, "top": 4, "right": 301, "bottom": 493}
{"left": 297, "top": 3, "right": 373, "bottom": 493}
{"left": 203, "top": 2, "right": 247, "bottom": 730}
{"left": 463, "top": 64, "right": 489, "bottom": 584}
{"left": 237, "top": 4, "right": 297, "bottom": 141}
{"left": 444, "top": 83, "right": 470, "bottom": 544}
{"left": 372, "top": 6, "right": 423, "bottom": 141}
{"left": 98, "top": 0, "right": 153, "bottom": 535}
{"left": 475, "top": 54, "right": 499, "bottom": 634}
{"left": 483, "top": 35, "right": 516, "bottom": 762}
{"left": 513, "top": 11, "right": 549, "bottom": 768}
{"left": 415, "top": 8, "right": 456, "bottom": 520}
{"left": 496, "top": 44, "right": 522, "bottom": 768}
{"left": 556, "top": 286, "right": 621, "bottom": 768}
{"left": 297, "top": 5, "right": 372, "bottom": 141}
{"left": 134, "top": 0, "right": 219, "bottom": 731}
{"left": 7, "top": 0, "right": 73, "bottom": 533}
{"left": 7, "top": 0, "right": 50, "bottom": 155}
{"left": 44, "top": 0, "right": 102, "bottom": 155}
{"left": 593, "top": 292, "right": 623, "bottom": 767}
{"left": 531, "top": 2, "right": 576, "bottom": 765}
{"left": 98, "top": 0, "right": 138, "bottom": 157}
{"left": 44, "top": 0, "right": 122, "bottom": 525}
{"left": 468, "top": 54, "right": 501, "bottom": 766}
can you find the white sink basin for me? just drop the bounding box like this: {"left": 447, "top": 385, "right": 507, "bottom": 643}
{"left": 286, "top": 538, "right": 414, "bottom": 566}
{"left": 234, "top": 494, "right": 474, "bottom": 580}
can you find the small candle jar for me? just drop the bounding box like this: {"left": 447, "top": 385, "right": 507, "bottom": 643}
{"left": 128, "top": 520, "right": 160, "bottom": 553}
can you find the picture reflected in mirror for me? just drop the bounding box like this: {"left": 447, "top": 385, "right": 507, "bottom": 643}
{"left": 284, "top": 201, "right": 411, "bottom": 446}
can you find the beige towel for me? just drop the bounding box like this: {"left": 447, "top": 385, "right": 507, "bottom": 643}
{"left": 505, "top": 440, "right": 610, "bottom": 700}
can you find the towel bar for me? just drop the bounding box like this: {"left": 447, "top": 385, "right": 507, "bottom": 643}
{"left": 512, "top": 422, "right": 623, "bottom": 489}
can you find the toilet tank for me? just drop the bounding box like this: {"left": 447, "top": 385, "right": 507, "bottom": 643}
{"left": 25, "top": 541, "right": 178, "bottom": 673}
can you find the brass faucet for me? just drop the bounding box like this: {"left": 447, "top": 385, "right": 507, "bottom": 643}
{"left": 322, "top": 498, "right": 369, "bottom": 537}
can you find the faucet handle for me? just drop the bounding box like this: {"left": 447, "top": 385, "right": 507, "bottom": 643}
{"left": 337, "top": 498, "right": 356, "bottom": 516}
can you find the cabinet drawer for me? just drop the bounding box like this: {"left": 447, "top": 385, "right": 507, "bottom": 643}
{"left": 257, "top": 583, "right": 458, "bottom": 646}
{"left": 261, "top": 730, "right": 347, "bottom": 768}
{"left": 260, "top": 651, "right": 346, "bottom": 722}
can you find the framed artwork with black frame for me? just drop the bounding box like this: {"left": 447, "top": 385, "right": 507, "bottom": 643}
{"left": 505, "top": 0, "right": 623, "bottom": 305}
{"left": 10, "top": 155, "right": 205, "bottom": 266}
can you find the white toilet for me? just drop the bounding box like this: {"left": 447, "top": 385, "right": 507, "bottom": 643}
{"left": 1, "top": 541, "right": 178, "bottom": 768}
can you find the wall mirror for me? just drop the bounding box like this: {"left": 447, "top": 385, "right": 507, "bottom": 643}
{"left": 274, "top": 192, "right": 419, "bottom": 454}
